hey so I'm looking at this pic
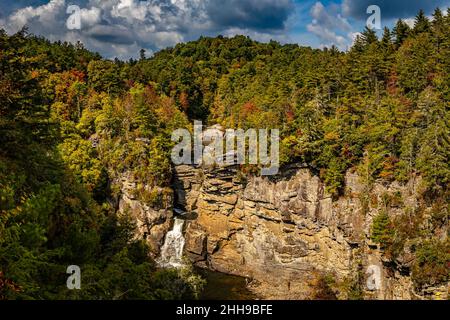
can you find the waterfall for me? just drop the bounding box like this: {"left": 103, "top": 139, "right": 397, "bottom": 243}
{"left": 157, "top": 218, "right": 186, "bottom": 268}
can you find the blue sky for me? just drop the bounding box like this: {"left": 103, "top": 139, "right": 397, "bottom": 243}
{"left": 0, "top": 0, "right": 449, "bottom": 59}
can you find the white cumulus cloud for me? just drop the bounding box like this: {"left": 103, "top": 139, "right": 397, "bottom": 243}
{"left": 307, "top": 1, "right": 353, "bottom": 50}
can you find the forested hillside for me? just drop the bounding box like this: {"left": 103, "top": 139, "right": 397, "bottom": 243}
{"left": 0, "top": 8, "right": 449, "bottom": 299}
{"left": 0, "top": 30, "right": 201, "bottom": 299}
{"left": 133, "top": 9, "right": 449, "bottom": 199}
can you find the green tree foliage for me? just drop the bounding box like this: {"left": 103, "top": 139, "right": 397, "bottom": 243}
{"left": 0, "top": 29, "right": 199, "bottom": 300}
{"left": 411, "top": 240, "right": 450, "bottom": 290}
{"left": 393, "top": 19, "right": 411, "bottom": 47}
{"left": 413, "top": 10, "right": 431, "bottom": 35}
{"left": 371, "top": 211, "right": 394, "bottom": 249}
{"left": 87, "top": 60, "right": 125, "bottom": 95}
{"left": 124, "top": 18, "right": 450, "bottom": 198}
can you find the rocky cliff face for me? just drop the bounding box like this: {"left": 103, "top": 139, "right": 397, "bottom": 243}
{"left": 110, "top": 146, "right": 446, "bottom": 299}
{"left": 172, "top": 163, "right": 446, "bottom": 300}
{"left": 114, "top": 171, "right": 173, "bottom": 257}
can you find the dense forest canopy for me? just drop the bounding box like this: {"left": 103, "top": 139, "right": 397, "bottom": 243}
{"left": 0, "top": 8, "right": 449, "bottom": 299}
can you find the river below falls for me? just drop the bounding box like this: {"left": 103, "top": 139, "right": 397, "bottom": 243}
{"left": 158, "top": 216, "right": 258, "bottom": 299}
{"left": 195, "top": 268, "right": 258, "bottom": 300}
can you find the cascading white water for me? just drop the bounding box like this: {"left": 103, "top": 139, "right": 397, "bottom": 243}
{"left": 157, "top": 218, "right": 185, "bottom": 268}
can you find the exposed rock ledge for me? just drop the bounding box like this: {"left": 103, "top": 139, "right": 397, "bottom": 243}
{"left": 114, "top": 171, "right": 173, "bottom": 257}
{"left": 172, "top": 163, "right": 446, "bottom": 300}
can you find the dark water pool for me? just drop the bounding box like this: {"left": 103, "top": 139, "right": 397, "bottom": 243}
{"left": 196, "top": 268, "right": 258, "bottom": 300}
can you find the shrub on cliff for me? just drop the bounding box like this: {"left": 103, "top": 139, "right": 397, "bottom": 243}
{"left": 371, "top": 211, "right": 394, "bottom": 250}
{"left": 411, "top": 239, "right": 450, "bottom": 290}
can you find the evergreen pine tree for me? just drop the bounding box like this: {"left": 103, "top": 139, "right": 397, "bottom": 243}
{"left": 432, "top": 8, "right": 446, "bottom": 45}
{"left": 413, "top": 9, "right": 431, "bottom": 34}
{"left": 393, "top": 19, "right": 411, "bottom": 47}
{"left": 360, "top": 26, "right": 378, "bottom": 47}
{"left": 381, "top": 27, "right": 393, "bottom": 50}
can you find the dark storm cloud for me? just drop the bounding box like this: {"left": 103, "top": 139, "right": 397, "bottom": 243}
{"left": 206, "top": 0, "right": 295, "bottom": 30}
{"left": 1, "top": 1, "right": 47, "bottom": 14}
{"left": 343, "top": 0, "right": 450, "bottom": 20}
{"left": 88, "top": 25, "right": 136, "bottom": 45}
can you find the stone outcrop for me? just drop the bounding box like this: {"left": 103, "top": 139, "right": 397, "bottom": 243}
{"left": 172, "top": 163, "right": 445, "bottom": 300}
{"left": 112, "top": 131, "right": 446, "bottom": 300}
{"left": 115, "top": 172, "right": 173, "bottom": 257}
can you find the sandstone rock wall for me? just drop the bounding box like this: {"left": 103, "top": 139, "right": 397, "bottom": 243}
{"left": 173, "top": 164, "right": 429, "bottom": 299}
{"left": 115, "top": 172, "right": 173, "bottom": 257}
